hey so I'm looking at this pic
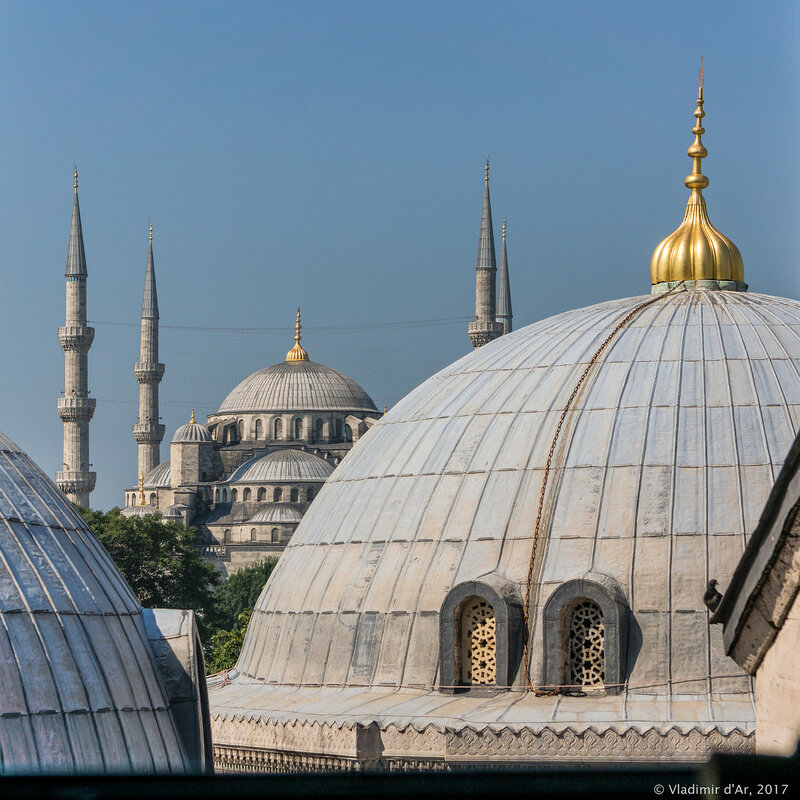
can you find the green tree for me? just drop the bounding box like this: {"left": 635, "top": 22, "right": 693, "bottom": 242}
{"left": 213, "top": 558, "right": 277, "bottom": 631}
{"left": 77, "top": 507, "right": 221, "bottom": 638}
{"left": 205, "top": 609, "right": 252, "bottom": 674}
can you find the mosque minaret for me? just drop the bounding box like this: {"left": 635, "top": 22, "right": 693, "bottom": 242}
{"left": 56, "top": 168, "right": 96, "bottom": 507}
{"left": 133, "top": 222, "right": 165, "bottom": 478}
{"left": 467, "top": 160, "right": 505, "bottom": 348}
{"left": 497, "top": 218, "right": 512, "bottom": 334}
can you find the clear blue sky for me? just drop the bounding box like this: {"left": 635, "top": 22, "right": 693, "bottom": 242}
{"left": 1, "top": 0, "right": 798, "bottom": 509}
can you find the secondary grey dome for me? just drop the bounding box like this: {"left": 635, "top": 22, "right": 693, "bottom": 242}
{"left": 0, "top": 429, "right": 189, "bottom": 773}
{"left": 144, "top": 459, "right": 171, "bottom": 488}
{"left": 228, "top": 448, "right": 334, "bottom": 483}
{"left": 172, "top": 420, "right": 213, "bottom": 444}
{"left": 121, "top": 503, "right": 158, "bottom": 517}
{"left": 217, "top": 360, "right": 377, "bottom": 414}
{"left": 212, "top": 288, "right": 800, "bottom": 759}
{"left": 248, "top": 505, "right": 304, "bottom": 525}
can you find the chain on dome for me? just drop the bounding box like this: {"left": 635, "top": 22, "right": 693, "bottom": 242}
{"left": 568, "top": 600, "right": 605, "bottom": 687}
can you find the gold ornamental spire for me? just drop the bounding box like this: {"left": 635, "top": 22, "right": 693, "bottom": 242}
{"left": 138, "top": 472, "right": 146, "bottom": 505}
{"left": 285, "top": 307, "right": 309, "bottom": 362}
{"left": 650, "top": 61, "right": 745, "bottom": 290}
{"left": 149, "top": 219, "right": 153, "bottom": 242}
{"left": 73, "top": 165, "right": 78, "bottom": 191}
{"left": 190, "top": 408, "right": 196, "bottom": 424}
{"left": 485, "top": 158, "right": 489, "bottom": 184}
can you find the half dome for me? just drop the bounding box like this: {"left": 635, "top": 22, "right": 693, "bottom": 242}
{"left": 144, "top": 459, "right": 171, "bottom": 488}
{"left": 228, "top": 449, "right": 334, "bottom": 483}
{"left": 0, "top": 429, "right": 188, "bottom": 772}
{"left": 248, "top": 505, "right": 304, "bottom": 525}
{"left": 217, "top": 360, "right": 377, "bottom": 414}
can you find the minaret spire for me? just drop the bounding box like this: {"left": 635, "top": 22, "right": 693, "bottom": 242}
{"left": 57, "top": 167, "right": 96, "bottom": 506}
{"left": 467, "top": 159, "right": 503, "bottom": 348}
{"left": 133, "top": 221, "right": 166, "bottom": 478}
{"left": 496, "top": 218, "right": 513, "bottom": 334}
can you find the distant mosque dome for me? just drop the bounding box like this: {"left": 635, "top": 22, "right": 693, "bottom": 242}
{"left": 121, "top": 502, "right": 158, "bottom": 517}
{"left": 0, "top": 429, "right": 205, "bottom": 773}
{"left": 144, "top": 459, "right": 171, "bottom": 488}
{"left": 248, "top": 505, "right": 304, "bottom": 525}
{"left": 216, "top": 309, "right": 377, "bottom": 415}
{"left": 210, "top": 76, "right": 800, "bottom": 769}
{"left": 172, "top": 410, "right": 213, "bottom": 443}
{"left": 228, "top": 448, "right": 334, "bottom": 484}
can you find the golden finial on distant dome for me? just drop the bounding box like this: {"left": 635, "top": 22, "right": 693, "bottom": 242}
{"left": 502, "top": 218, "right": 506, "bottom": 241}
{"left": 149, "top": 219, "right": 153, "bottom": 242}
{"left": 73, "top": 166, "right": 78, "bottom": 191}
{"left": 650, "top": 60, "right": 745, "bottom": 290}
{"left": 285, "top": 307, "right": 309, "bottom": 362}
{"left": 138, "top": 472, "right": 146, "bottom": 506}
{"left": 485, "top": 158, "right": 489, "bottom": 184}
{"left": 190, "top": 408, "right": 196, "bottom": 424}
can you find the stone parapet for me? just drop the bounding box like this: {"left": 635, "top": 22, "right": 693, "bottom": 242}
{"left": 133, "top": 423, "right": 166, "bottom": 444}
{"left": 134, "top": 361, "right": 165, "bottom": 383}
{"left": 58, "top": 325, "right": 95, "bottom": 351}
{"left": 57, "top": 396, "right": 96, "bottom": 421}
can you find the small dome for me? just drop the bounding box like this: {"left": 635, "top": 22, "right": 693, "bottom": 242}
{"left": 172, "top": 413, "right": 213, "bottom": 444}
{"left": 144, "top": 459, "right": 171, "bottom": 488}
{"left": 228, "top": 449, "right": 334, "bottom": 483}
{"left": 162, "top": 504, "right": 186, "bottom": 519}
{"left": 248, "top": 505, "right": 304, "bottom": 525}
{"left": 121, "top": 503, "right": 158, "bottom": 517}
{"left": 217, "top": 361, "right": 377, "bottom": 414}
{"left": 0, "top": 429, "right": 188, "bottom": 772}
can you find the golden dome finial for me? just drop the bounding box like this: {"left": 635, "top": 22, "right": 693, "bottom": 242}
{"left": 485, "top": 158, "right": 489, "bottom": 184}
{"left": 138, "top": 472, "right": 146, "bottom": 506}
{"left": 149, "top": 219, "right": 153, "bottom": 242}
{"left": 650, "top": 63, "right": 745, "bottom": 291}
{"left": 502, "top": 218, "right": 506, "bottom": 241}
{"left": 73, "top": 165, "right": 78, "bottom": 191}
{"left": 190, "top": 408, "right": 196, "bottom": 424}
{"left": 285, "top": 307, "right": 309, "bottom": 362}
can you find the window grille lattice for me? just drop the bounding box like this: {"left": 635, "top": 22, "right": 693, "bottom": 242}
{"left": 568, "top": 600, "right": 605, "bottom": 687}
{"left": 461, "top": 599, "right": 496, "bottom": 685}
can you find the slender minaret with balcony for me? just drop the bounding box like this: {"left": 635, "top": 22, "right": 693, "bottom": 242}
{"left": 467, "top": 160, "right": 503, "bottom": 348}
{"left": 133, "top": 222, "right": 165, "bottom": 478}
{"left": 56, "top": 168, "right": 96, "bottom": 506}
{"left": 496, "top": 218, "right": 513, "bottom": 334}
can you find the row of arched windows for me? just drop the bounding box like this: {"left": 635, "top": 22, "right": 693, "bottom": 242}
{"left": 214, "top": 486, "right": 316, "bottom": 503}
{"left": 230, "top": 415, "right": 356, "bottom": 443}
{"left": 441, "top": 577, "right": 620, "bottom": 694}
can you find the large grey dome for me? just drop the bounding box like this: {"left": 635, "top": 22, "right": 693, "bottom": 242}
{"left": 228, "top": 449, "right": 334, "bottom": 483}
{"left": 217, "top": 360, "right": 377, "bottom": 414}
{"left": 211, "top": 288, "right": 800, "bottom": 761}
{"left": 0, "top": 430, "right": 189, "bottom": 773}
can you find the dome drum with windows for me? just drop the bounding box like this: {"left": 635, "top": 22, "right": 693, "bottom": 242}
{"left": 208, "top": 72, "right": 800, "bottom": 768}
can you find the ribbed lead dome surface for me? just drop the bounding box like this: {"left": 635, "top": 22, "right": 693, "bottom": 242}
{"left": 0, "top": 430, "right": 187, "bottom": 773}
{"left": 235, "top": 290, "right": 800, "bottom": 701}
{"left": 228, "top": 449, "right": 334, "bottom": 483}
{"left": 217, "top": 360, "right": 377, "bottom": 414}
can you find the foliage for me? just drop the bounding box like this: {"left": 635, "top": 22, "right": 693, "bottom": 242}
{"left": 77, "top": 506, "right": 221, "bottom": 637}
{"left": 212, "top": 558, "right": 277, "bottom": 632}
{"left": 205, "top": 608, "right": 252, "bottom": 674}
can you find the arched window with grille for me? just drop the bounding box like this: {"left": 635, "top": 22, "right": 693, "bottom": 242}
{"left": 271, "top": 528, "right": 279, "bottom": 542}
{"left": 257, "top": 487, "right": 266, "bottom": 501}
{"left": 231, "top": 488, "right": 238, "bottom": 502}
{"left": 315, "top": 418, "right": 323, "bottom": 441}
{"left": 307, "top": 487, "right": 315, "bottom": 501}
{"left": 345, "top": 425, "right": 353, "bottom": 443}
{"left": 149, "top": 493, "right": 157, "bottom": 505}
{"left": 294, "top": 418, "right": 303, "bottom": 440}
{"left": 273, "top": 487, "right": 282, "bottom": 502}
{"left": 222, "top": 488, "right": 228, "bottom": 502}
{"left": 334, "top": 418, "right": 343, "bottom": 440}
{"left": 250, "top": 528, "right": 257, "bottom": 542}
{"left": 243, "top": 487, "right": 251, "bottom": 501}
{"left": 542, "top": 575, "right": 628, "bottom": 695}
{"left": 273, "top": 418, "right": 283, "bottom": 439}
{"left": 290, "top": 487, "right": 299, "bottom": 502}
{"left": 439, "top": 577, "right": 522, "bottom": 692}
{"left": 238, "top": 419, "right": 244, "bottom": 440}
{"left": 254, "top": 419, "right": 263, "bottom": 440}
